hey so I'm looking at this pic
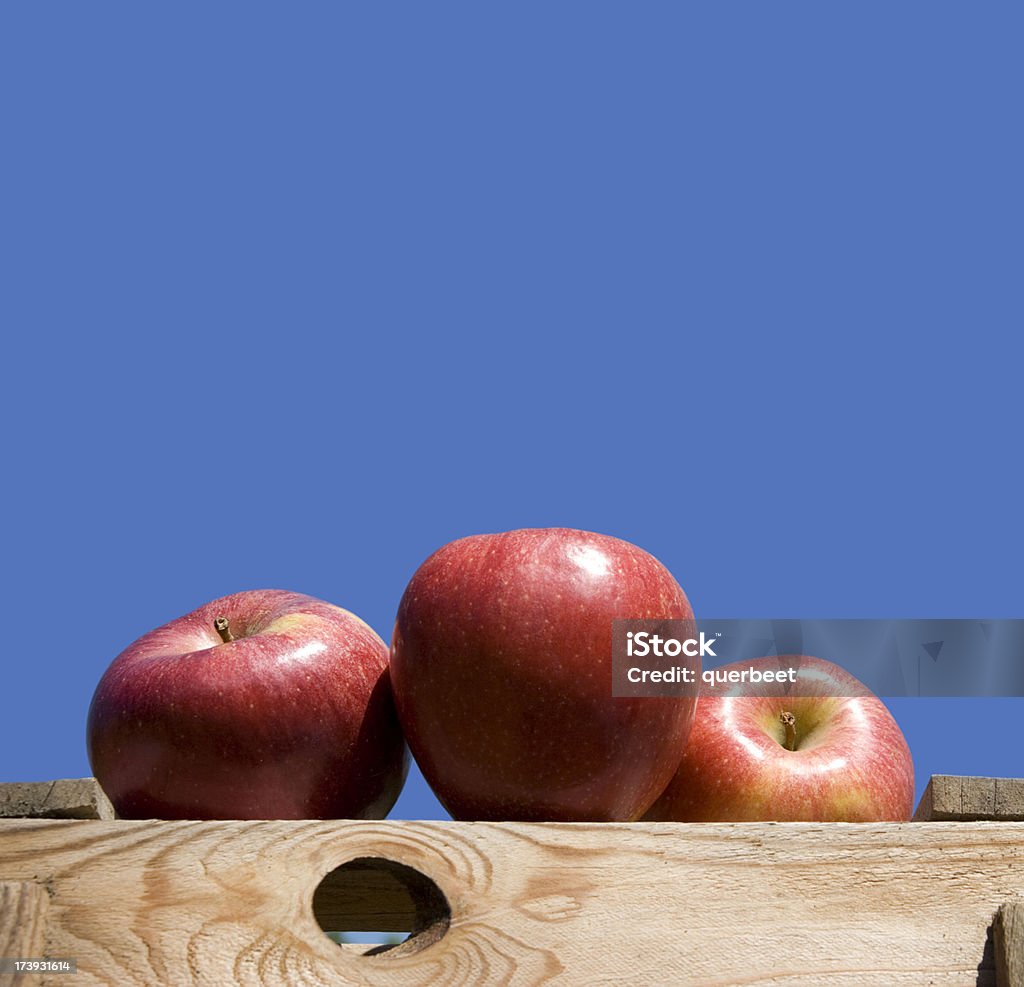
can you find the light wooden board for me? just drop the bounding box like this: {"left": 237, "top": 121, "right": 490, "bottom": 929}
{"left": 1, "top": 818, "right": 1023, "bottom": 985}
{"left": 915, "top": 775, "right": 1024, "bottom": 822}
{"left": 0, "top": 881, "right": 49, "bottom": 987}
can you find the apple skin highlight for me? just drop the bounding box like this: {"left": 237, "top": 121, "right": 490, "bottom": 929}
{"left": 643, "top": 655, "right": 915, "bottom": 822}
{"left": 87, "top": 589, "right": 409, "bottom": 820}
{"left": 390, "top": 527, "right": 698, "bottom": 822}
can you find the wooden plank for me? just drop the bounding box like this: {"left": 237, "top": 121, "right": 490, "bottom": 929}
{"left": 0, "top": 881, "right": 49, "bottom": 986}
{"left": 995, "top": 900, "right": 1024, "bottom": 987}
{"left": 914, "top": 775, "right": 1024, "bottom": 821}
{"left": 312, "top": 856, "right": 452, "bottom": 941}
{"left": 313, "top": 858, "right": 419, "bottom": 932}
{"left": 0, "top": 818, "right": 1019, "bottom": 985}
{"left": 0, "top": 779, "right": 114, "bottom": 821}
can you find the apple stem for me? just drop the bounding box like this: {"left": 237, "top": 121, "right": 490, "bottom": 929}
{"left": 214, "top": 616, "right": 235, "bottom": 644}
{"left": 780, "top": 711, "right": 797, "bottom": 751}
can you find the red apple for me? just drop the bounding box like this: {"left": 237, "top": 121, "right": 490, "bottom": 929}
{"left": 643, "top": 655, "right": 914, "bottom": 822}
{"left": 389, "top": 528, "right": 697, "bottom": 821}
{"left": 87, "top": 589, "right": 408, "bottom": 819}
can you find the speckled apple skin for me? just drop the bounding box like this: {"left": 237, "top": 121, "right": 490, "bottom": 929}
{"left": 643, "top": 655, "right": 914, "bottom": 822}
{"left": 87, "top": 589, "right": 409, "bottom": 820}
{"left": 390, "top": 528, "right": 697, "bottom": 821}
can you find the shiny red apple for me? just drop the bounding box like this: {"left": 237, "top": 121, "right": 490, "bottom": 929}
{"left": 643, "top": 655, "right": 914, "bottom": 822}
{"left": 87, "top": 589, "right": 408, "bottom": 819}
{"left": 389, "top": 528, "right": 697, "bottom": 821}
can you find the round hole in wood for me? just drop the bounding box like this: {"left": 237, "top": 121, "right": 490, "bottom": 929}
{"left": 313, "top": 857, "right": 451, "bottom": 957}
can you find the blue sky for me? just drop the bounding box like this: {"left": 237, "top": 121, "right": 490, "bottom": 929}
{"left": 2, "top": 4, "right": 1021, "bottom": 819}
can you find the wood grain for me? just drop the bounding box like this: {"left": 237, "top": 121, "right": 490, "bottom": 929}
{"left": 915, "top": 776, "right": 1024, "bottom": 822}
{"left": 0, "top": 818, "right": 1022, "bottom": 985}
{"left": 0, "top": 881, "right": 49, "bottom": 986}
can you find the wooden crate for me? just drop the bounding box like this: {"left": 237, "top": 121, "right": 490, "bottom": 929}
{"left": 2, "top": 777, "right": 1024, "bottom": 986}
